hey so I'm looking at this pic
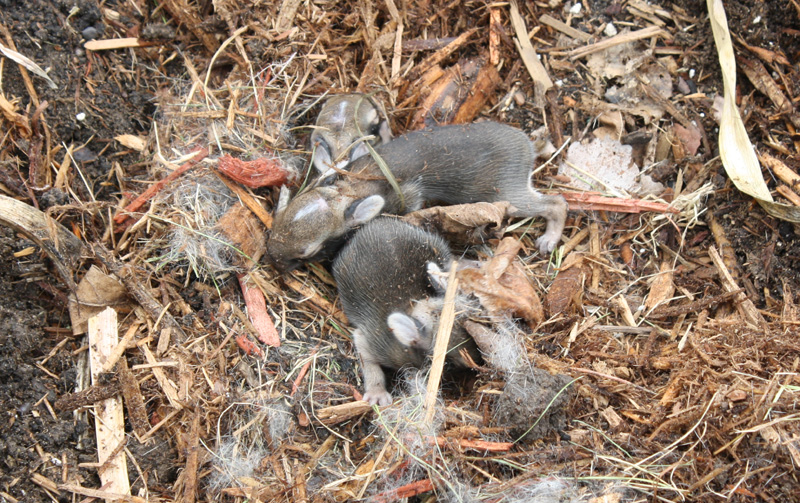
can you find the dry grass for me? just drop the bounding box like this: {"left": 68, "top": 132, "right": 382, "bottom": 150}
{"left": 1, "top": 0, "right": 799, "bottom": 502}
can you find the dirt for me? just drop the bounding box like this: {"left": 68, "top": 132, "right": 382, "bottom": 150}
{"left": 1, "top": 0, "right": 799, "bottom": 501}
{"left": 0, "top": 226, "right": 91, "bottom": 499}
{"left": 0, "top": 0, "right": 176, "bottom": 498}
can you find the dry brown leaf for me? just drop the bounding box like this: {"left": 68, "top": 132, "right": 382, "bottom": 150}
{"left": 457, "top": 237, "right": 543, "bottom": 325}
{"left": 68, "top": 265, "right": 129, "bottom": 335}
{"left": 545, "top": 255, "right": 587, "bottom": 317}
{"left": 216, "top": 204, "right": 267, "bottom": 265}
{"left": 644, "top": 260, "right": 676, "bottom": 311}
{"left": 402, "top": 201, "right": 508, "bottom": 246}
{"left": 673, "top": 123, "right": 702, "bottom": 156}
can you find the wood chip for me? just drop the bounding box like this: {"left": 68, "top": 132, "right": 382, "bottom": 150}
{"left": 88, "top": 307, "right": 131, "bottom": 499}
{"left": 539, "top": 14, "right": 591, "bottom": 42}
{"left": 708, "top": 246, "right": 766, "bottom": 329}
{"left": 568, "top": 25, "right": 665, "bottom": 61}
{"left": 509, "top": 0, "right": 553, "bottom": 101}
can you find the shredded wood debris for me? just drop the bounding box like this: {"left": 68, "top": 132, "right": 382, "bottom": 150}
{"left": 0, "top": 1, "right": 799, "bottom": 502}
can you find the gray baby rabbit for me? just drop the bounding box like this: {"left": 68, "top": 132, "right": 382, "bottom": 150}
{"left": 333, "top": 218, "right": 479, "bottom": 406}
{"left": 310, "top": 93, "right": 392, "bottom": 178}
{"left": 268, "top": 121, "right": 567, "bottom": 271}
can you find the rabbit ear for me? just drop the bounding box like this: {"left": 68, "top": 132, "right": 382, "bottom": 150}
{"left": 377, "top": 118, "right": 392, "bottom": 143}
{"left": 276, "top": 185, "right": 291, "bottom": 215}
{"left": 311, "top": 137, "right": 334, "bottom": 175}
{"left": 364, "top": 95, "right": 392, "bottom": 143}
{"left": 388, "top": 313, "right": 426, "bottom": 349}
{"left": 344, "top": 195, "right": 384, "bottom": 227}
{"left": 427, "top": 262, "right": 448, "bottom": 293}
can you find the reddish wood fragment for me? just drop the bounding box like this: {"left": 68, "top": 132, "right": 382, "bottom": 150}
{"left": 235, "top": 334, "right": 265, "bottom": 358}
{"left": 453, "top": 63, "right": 501, "bottom": 124}
{"left": 429, "top": 436, "right": 514, "bottom": 452}
{"left": 291, "top": 349, "right": 316, "bottom": 396}
{"left": 238, "top": 275, "right": 280, "bottom": 347}
{"left": 561, "top": 191, "right": 679, "bottom": 213}
{"left": 217, "top": 154, "right": 290, "bottom": 188}
{"left": 369, "top": 479, "right": 435, "bottom": 503}
{"left": 411, "top": 57, "right": 500, "bottom": 128}
{"left": 113, "top": 147, "right": 208, "bottom": 228}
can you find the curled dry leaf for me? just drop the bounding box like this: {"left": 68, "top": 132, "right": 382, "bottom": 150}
{"left": 68, "top": 265, "right": 129, "bottom": 335}
{"left": 457, "top": 236, "right": 544, "bottom": 326}
{"left": 215, "top": 204, "right": 267, "bottom": 265}
{"left": 402, "top": 201, "right": 508, "bottom": 246}
{"left": 544, "top": 254, "right": 588, "bottom": 317}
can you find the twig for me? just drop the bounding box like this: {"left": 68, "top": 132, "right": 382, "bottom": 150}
{"left": 568, "top": 25, "right": 665, "bottom": 60}
{"left": 424, "top": 261, "right": 458, "bottom": 423}
{"left": 113, "top": 147, "right": 208, "bottom": 229}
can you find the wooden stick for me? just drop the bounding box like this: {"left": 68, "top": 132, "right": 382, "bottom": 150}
{"left": 408, "top": 28, "right": 478, "bottom": 81}
{"left": 561, "top": 191, "right": 679, "bottom": 213}
{"left": 59, "top": 484, "right": 146, "bottom": 503}
{"left": 423, "top": 261, "right": 458, "bottom": 424}
{"left": 428, "top": 435, "right": 514, "bottom": 452}
{"left": 369, "top": 479, "right": 435, "bottom": 503}
{"left": 84, "top": 38, "right": 160, "bottom": 51}
{"left": 538, "top": 14, "right": 591, "bottom": 42}
{"left": 708, "top": 246, "right": 766, "bottom": 329}
{"left": 88, "top": 308, "right": 131, "bottom": 499}
{"left": 568, "top": 25, "right": 665, "bottom": 60}
{"left": 140, "top": 344, "right": 183, "bottom": 409}
{"left": 509, "top": 0, "right": 553, "bottom": 97}
{"left": 113, "top": 147, "right": 208, "bottom": 227}
{"left": 761, "top": 153, "right": 800, "bottom": 194}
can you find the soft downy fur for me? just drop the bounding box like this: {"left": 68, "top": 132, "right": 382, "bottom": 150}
{"left": 267, "top": 122, "right": 567, "bottom": 271}
{"left": 333, "top": 218, "right": 480, "bottom": 405}
{"left": 309, "top": 93, "right": 392, "bottom": 178}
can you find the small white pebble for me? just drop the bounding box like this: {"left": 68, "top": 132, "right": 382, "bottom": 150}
{"left": 75, "top": 112, "right": 86, "bottom": 121}
{"left": 689, "top": 68, "right": 696, "bottom": 79}
{"left": 753, "top": 15, "right": 761, "bottom": 24}
{"left": 569, "top": 2, "right": 582, "bottom": 14}
{"left": 604, "top": 23, "right": 618, "bottom": 36}
{"left": 555, "top": 79, "right": 564, "bottom": 87}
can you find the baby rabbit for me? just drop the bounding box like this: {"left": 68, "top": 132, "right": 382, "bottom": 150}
{"left": 333, "top": 218, "right": 480, "bottom": 406}
{"left": 310, "top": 93, "right": 392, "bottom": 178}
{"left": 267, "top": 122, "right": 567, "bottom": 271}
